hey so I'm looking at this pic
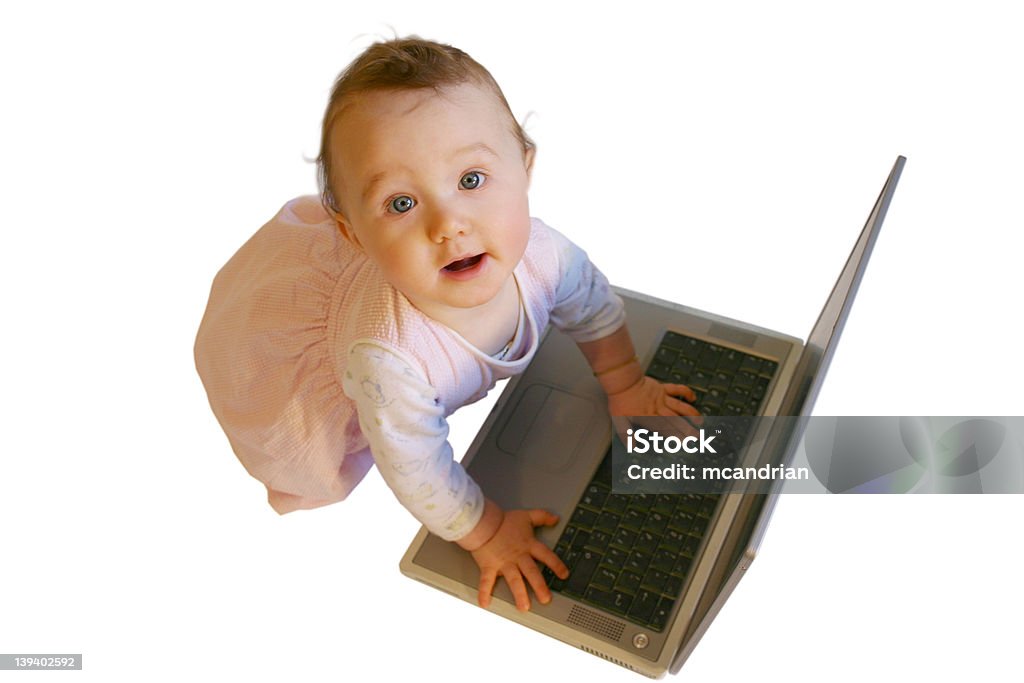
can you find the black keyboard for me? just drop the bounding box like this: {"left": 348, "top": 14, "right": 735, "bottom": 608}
{"left": 647, "top": 331, "right": 777, "bottom": 416}
{"left": 543, "top": 331, "right": 778, "bottom": 631}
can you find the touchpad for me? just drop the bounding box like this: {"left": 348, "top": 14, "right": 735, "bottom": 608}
{"left": 496, "top": 384, "right": 595, "bottom": 472}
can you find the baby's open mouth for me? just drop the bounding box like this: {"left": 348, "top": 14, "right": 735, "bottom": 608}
{"left": 443, "top": 254, "right": 484, "bottom": 273}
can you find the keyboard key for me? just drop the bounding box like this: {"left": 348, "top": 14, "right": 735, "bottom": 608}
{"left": 624, "top": 550, "right": 651, "bottom": 576}
{"left": 705, "top": 387, "right": 726, "bottom": 405}
{"left": 643, "top": 511, "right": 668, "bottom": 534}
{"left": 697, "top": 347, "right": 721, "bottom": 372}
{"left": 592, "top": 567, "right": 619, "bottom": 591}
{"left": 662, "top": 527, "right": 687, "bottom": 552}
{"left": 648, "top": 362, "right": 672, "bottom": 381}
{"left": 662, "top": 331, "right": 689, "bottom": 350}
{"left": 653, "top": 495, "right": 676, "bottom": 516}
{"left": 664, "top": 574, "right": 684, "bottom": 597}
{"left": 615, "top": 570, "right": 642, "bottom": 594}
{"left": 565, "top": 551, "right": 601, "bottom": 596}
{"left": 634, "top": 530, "right": 659, "bottom": 555}
{"left": 689, "top": 371, "right": 710, "bottom": 392}
{"left": 656, "top": 347, "right": 678, "bottom": 364}
{"left": 604, "top": 494, "right": 629, "bottom": 515}
{"left": 642, "top": 568, "right": 669, "bottom": 593}
{"left": 718, "top": 349, "right": 742, "bottom": 373}
{"left": 542, "top": 566, "right": 562, "bottom": 590}
{"left": 672, "top": 554, "right": 692, "bottom": 578}
{"left": 678, "top": 337, "right": 705, "bottom": 361}
{"left": 611, "top": 527, "right": 638, "bottom": 551}
{"left": 735, "top": 371, "right": 757, "bottom": 388}
{"left": 668, "top": 511, "right": 696, "bottom": 532}
{"left": 651, "top": 548, "right": 678, "bottom": 573}
{"left": 604, "top": 545, "right": 628, "bottom": 567}
{"left": 564, "top": 548, "right": 582, "bottom": 574}
{"left": 595, "top": 511, "right": 621, "bottom": 534}
{"left": 627, "top": 494, "right": 654, "bottom": 512}
{"left": 724, "top": 401, "right": 745, "bottom": 415}
{"left": 554, "top": 541, "right": 571, "bottom": 561}
{"left": 700, "top": 401, "right": 721, "bottom": 416}
{"left": 671, "top": 357, "right": 695, "bottom": 375}
{"left": 650, "top": 597, "right": 675, "bottom": 631}
{"left": 571, "top": 530, "right": 590, "bottom": 550}
{"left": 570, "top": 507, "right": 597, "bottom": 529}
{"left": 584, "top": 530, "right": 612, "bottom": 553}
{"left": 627, "top": 589, "right": 660, "bottom": 623}
{"left": 584, "top": 587, "right": 633, "bottom": 615}
{"left": 609, "top": 590, "right": 634, "bottom": 614}
{"left": 731, "top": 385, "right": 751, "bottom": 401}
{"left": 620, "top": 508, "right": 646, "bottom": 532}
{"left": 739, "top": 356, "right": 762, "bottom": 374}
{"left": 580, "top": 484, "right": 608, "bottom": 510}
{"left": 677, "top": 495, "right": 701, "bottom": 513}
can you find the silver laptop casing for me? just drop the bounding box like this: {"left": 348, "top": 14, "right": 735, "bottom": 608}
{"left": 400, "top": 292, "right": 802, "bottom": 678}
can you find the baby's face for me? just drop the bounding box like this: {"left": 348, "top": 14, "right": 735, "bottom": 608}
{"left": 330, "top": 83, "right": 533, "bottom": 319}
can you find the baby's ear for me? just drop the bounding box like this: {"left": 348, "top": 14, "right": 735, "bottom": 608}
{"left": 333, "top": 212, "right": 363, "bottom": 250}
{"left": 524, "top": 146, "right": 536, "bottom": 184}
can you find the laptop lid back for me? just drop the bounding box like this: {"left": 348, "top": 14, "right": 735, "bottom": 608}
{"left": 671, "top": 156, "right": 906, "bottom": 672}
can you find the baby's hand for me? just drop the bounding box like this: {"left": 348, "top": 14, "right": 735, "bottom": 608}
{"left": 608, "top": 376, "right": 700, "bottom": 419}
{"left": 470, "top": 509, "right": 569, "bottom": 611}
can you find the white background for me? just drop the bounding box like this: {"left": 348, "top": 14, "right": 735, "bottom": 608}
{"left": 2, "top": 1, "right": 1022, "bottom": 681}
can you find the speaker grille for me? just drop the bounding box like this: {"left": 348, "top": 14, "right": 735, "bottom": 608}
{"left": 567, "top": 604, "right": 626, "bottom": 641}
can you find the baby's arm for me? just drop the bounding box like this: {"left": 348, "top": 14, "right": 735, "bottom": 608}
{"left": 344, "top": 343, "right": 482, "bottom": 538}
{"left": 579, "top": 325, "right": 700, "bottom": 418}
{"left": 344, "top": 343, "right": 567, "bottom": 610}
{"left": 546, "top": 225, "right": 699, "bottom": 418}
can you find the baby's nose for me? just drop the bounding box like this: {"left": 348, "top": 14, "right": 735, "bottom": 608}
{"left": 427, "top": 207, "right": 470, "bottom": 243}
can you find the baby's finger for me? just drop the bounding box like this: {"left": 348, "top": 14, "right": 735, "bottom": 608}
{"left": 666, "top": 395, "right": 699, "bottom": 417}
{"left": 528, "top": 509, "right": 559, "bottom": 528}
{"left": 501, "top": 566, "right": 531, "bottom": 611}
{"left": 478, "top": 567, "right": 498, "bottom": 609}
{"left": 518, "top": 557, "right": 552, "bottom": 605}
{"left": 531, "top": 539, "right": 569, "bottom": 579}
{"left": 665, "top": 383, "right": 698, "bottom": 403}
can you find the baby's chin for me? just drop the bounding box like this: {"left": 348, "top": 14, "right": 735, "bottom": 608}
{"left": 441, "top": 260, "right": 518, "bottom": 308}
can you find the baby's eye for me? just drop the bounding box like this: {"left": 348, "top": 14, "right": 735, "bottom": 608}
{"left": 388, "top": 195, "right": 415, "bottom": 214}
{"left": 459, "top": 171, "right": 485, "bottom": 190}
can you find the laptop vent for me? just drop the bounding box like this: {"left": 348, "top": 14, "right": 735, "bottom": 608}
{"left": 578, "top": 645, "right": 653, "bottom": 678}
{"left": 567, "top": 605, "right": 626, "bottom": 641}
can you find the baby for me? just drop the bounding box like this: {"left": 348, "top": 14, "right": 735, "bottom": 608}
{"left": 195, "top": 37, "right": 698, "bottom": 612}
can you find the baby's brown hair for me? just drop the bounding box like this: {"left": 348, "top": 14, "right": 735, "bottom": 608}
{"left": 317, "top": 37, "right": 534, "bottom": 216}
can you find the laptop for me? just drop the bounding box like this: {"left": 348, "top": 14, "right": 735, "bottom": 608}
{"left": 400, "top": 156, "right": 906, "bottom": 677}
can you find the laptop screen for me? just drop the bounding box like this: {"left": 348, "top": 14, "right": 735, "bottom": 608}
{"left": 779, "top": 156, "right": 906, "bottom": 419}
